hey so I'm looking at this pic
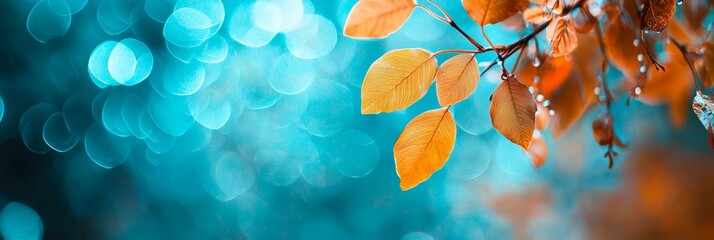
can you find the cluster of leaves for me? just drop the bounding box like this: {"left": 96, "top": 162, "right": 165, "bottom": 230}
{"left": 344, "top": 0, "right": 714, "bottom": 190}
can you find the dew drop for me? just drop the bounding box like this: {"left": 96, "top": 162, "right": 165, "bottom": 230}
{"left": 639, "top": 65, "right": 647, "bottom": 73}
{"left": 633, "top": 39, "right": 640, "bottom": 47}
{"left": 542, "top": 99, "right": 550, "bottom": 107}
{"left": 594, "top": 86, "right": 601, "bottom": 96}
{"left": 677, "top": 0, "right": 683, "bottom": 5}
{"left": 635, "top": 87, "right": 642, "bottom": 95}
{"left": 548, "top": 109, "right": 555, "bottom": 116}
{"left": 637, "top": 54, "right": 644, "bottom": 62}
{"left": 536, "top": 94, "right": 544, "bottom": 102}
{"left": 532, "top": 58, "right": 541, "bottom": 67}
{"left": 528, "top": 86, "right": 535, "bottom": 94}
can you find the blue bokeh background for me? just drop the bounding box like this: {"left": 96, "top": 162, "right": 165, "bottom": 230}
{"left": 1, "top": 0, "right": 714, "bottom": 239}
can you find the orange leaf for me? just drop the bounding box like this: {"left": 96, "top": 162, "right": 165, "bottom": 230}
{"left": 343, "top": 0, "right": 417, "bottom": 38}
{"left": 394, "top": 108, "right": 456, "bottom": 190}
{"left": 462, "top": 0, "right": 530, "bottom": 26}
{"left": 682, "top": 0, "right": 711, "bottom": 32}
{"left": 362, "top": 48, "right": 437, "bottom": 114}
{"left": 547, "top": 17, "right": 578, "bottom": 57}
{"left": 523, "top": 7, "right": 551, "bottom": 24}
{"left": 549, "top": 34, "right": 599, "bottom": 136}
{"left": 436, "top": 54, "right": 479, "bottom": 106}
{"left": 515, "top": 55, "right": 573, "bottom": 99}
{"left": 490, "top": 76, "right": 537, "bottom": 149}
{"left": 642, "top": 0, "right": 676, "bottom": 32}
{"left": 636, "top": 43, "right": 694, "bottom": 128}
{"left": 603, "top": 9, "right": 646, "bottom": 79}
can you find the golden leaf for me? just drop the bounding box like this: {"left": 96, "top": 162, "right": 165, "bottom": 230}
{"left": 642, "top": 0, "right": 676, "bottom": 32}
{"left": 436, "top": 54, "right": 479, "bottom": 106}
{"left": 523, "top": 7, "right": 551, "bottom": 24}
{"left": 490, "top": 76, "right": 537, "bottom": 149}
{"left": 394, "top": 108, "right": 456, "bottom": 190}
{"left": 462, "top": 0, "right": 530, "bottom": 26}
{"left": 344, "top": 0, "right": 417, "bottom": 38}
{"left": 362, "top": 48, "right": 437, "bottom": 114}
{"left": 547, "top": 17, "right": 578, "bottom": 57}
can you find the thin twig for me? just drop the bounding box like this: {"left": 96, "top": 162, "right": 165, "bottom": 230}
{"left": 432, "top": 49, "right": 490, "bottom": 57}
{"left": 670, "top": 36, "right": 703, "bottom": 92}
{"left": 481, "top": 26, "right": 501, "bottom": 60}
{"left": 594, "top": 23, "right": 614, "bottom": 105}
{"left": 420, "top": 1, "right": 485, "bottom": 50}
{"left": 426, "top": 0, "right": 452, "bottom": 21}
{"left": 450, "top": 21, "right": 485, "bottom": 50}
{"left": 511, "top": 46, "right": 526, "bottom": 73}
{"left": 416, "top": 5, "right": 449, "bottom": 24}
{"left": 475, "top": 0, "right": 586, "bottom": 76}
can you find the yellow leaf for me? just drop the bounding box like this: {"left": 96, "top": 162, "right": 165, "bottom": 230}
{"left": 462, "top": 0, "right": 530, "bottom": 26}
{"left": 547, "top": 17, "right": 577, "bottom": 57}
{"left": 436, "top": 54, "right": 479, "bottom": 106}
{"left": 490, "top": 76, "right": 537, "bottom": 149}
{"left": 362, "top": 48, "right": 437, "bottom": 114}
{"left": 642, "top": 0, "right": 676, "bottom": 32}
{"left": 344, "top": 0, "right": 417, "bottom": 38}
{"left": 394, "top": 108, "right": 456, "bottom": 190}
{"left": 523, "top": 7, "right": 552, "bottom": 24}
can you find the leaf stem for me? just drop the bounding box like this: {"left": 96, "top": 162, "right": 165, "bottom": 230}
{"left": 511, "top": 46, "right": 526, "bottom": 73}
{"left": 416, "top": 5, "right": 450, "bottom": 24}
{"left": 480, "top": 26, "right": 502, "bottom": 61}
{"left": 450, "top": 21, "right": 486, "bottom": 50}
{"left": 426, "top": 0, "right": 452, "bottom": 21}
{"left": 418, "top": 1, "right": 486, "bottom": 50}
{"left": 475, "top": 0, "right": 587, "bottom": 78}
{"left": 431, "top": 49, "right": 491, "bottom": 59}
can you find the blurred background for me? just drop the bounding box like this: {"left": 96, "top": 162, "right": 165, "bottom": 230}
{"left": 0, "top": 0, "right": 713, "bottom": 239}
